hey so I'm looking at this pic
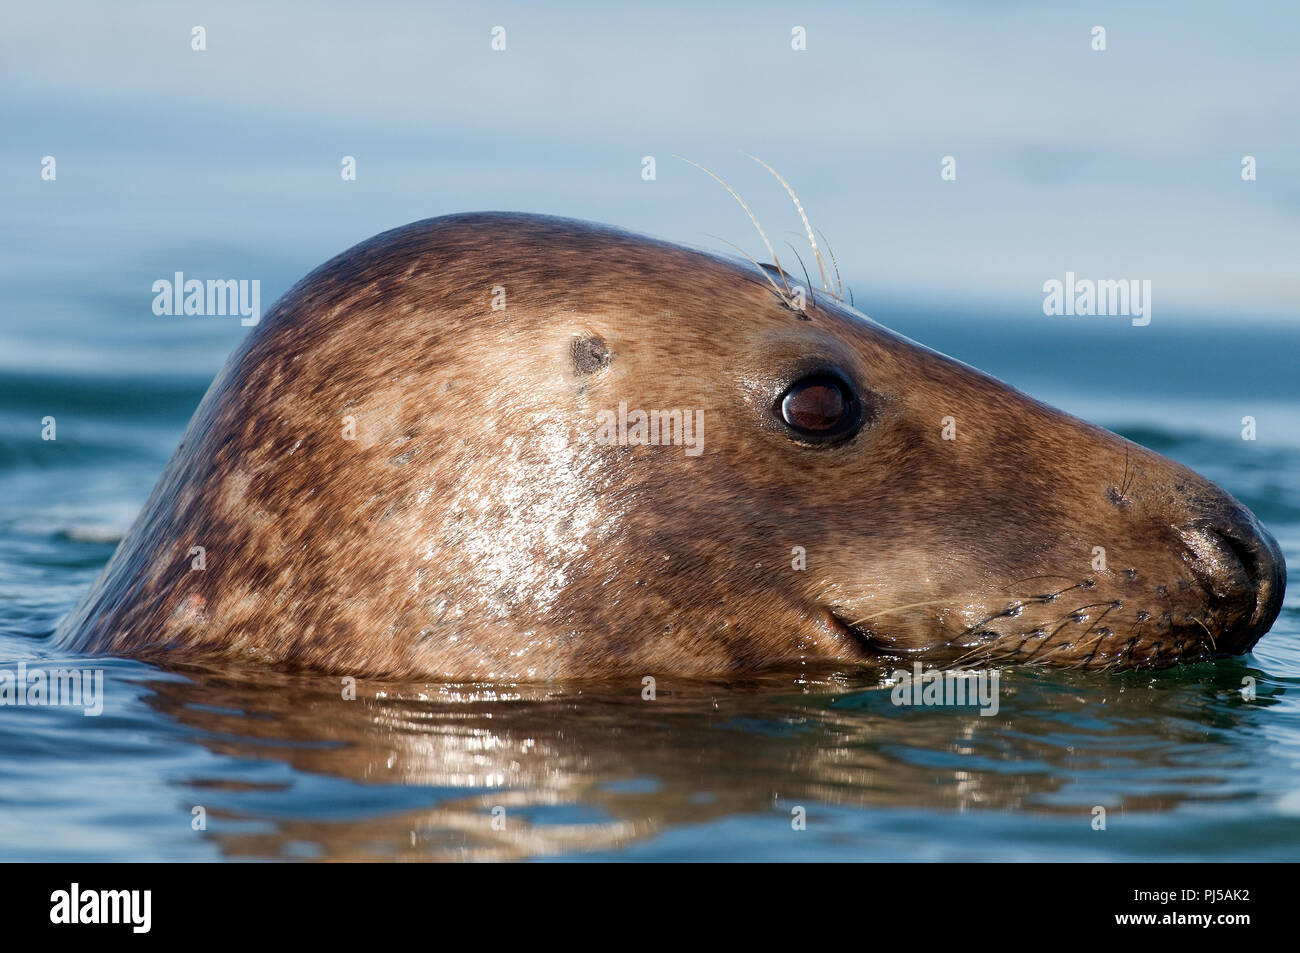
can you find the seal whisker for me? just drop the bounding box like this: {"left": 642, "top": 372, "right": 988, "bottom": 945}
{"left": 705, "top": 233, "right": 798, "bottom": 306}
{"left": 1119, "top": 442, "right": 1134, "bottom": 499}
{"left": 848, "top": 599, "right": 955, "bottom": 625}
{"left": 999, "top": 573, "right": 1079, "bottom": 591}
{"left": 946, "top": 610, "right": 1051, "bottom": 665}
{"left": 1190, "top": 614, "right": 1217, "bottom": 654}
{"left": 1015, "top": 605, "right": 1088, "bottom": 664}
{"left": 942, "top": 592, "right": 1057, "bottom": 651}
{"left": 947, "top": 640, "right": 1002, "bottom": 667}
{"left": 857, "top": 586, "right": 1060, "bottom": 632}
{"left": 675, "top": 155, "right": 792, "bottom": 297}
{"left": 949, "top": 632, "right": 1024, "bottom": 669}
{"left": 1064, "top": 602, "right": 1120, "bottom": 668}
{"left": 814, "top": 227, "right": 844, "bottom": 301}
{"left": 1109, "top": 618, "right": 1145, "bottom": 670}
{"left": 1030, "top": 601, "right": 1119, "bottom": 667}
{"left": 745, "top": 154, "right": 831, "bottom": 294}
{"left": 784, "top": 240, "right": 817, "bottom": 310}
{"left": 859, "top": 587, "right": 1065, "bottom": 664}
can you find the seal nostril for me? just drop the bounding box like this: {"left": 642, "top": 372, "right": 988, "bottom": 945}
{"left": 1180, "top": 505, "right": 1286, "bottom": 652}
{"left": 1215, "top": 521, "right": 1285, "bottom": 632}
{"left": 1214, "top": 527, "right": 1260, "bottom": 592}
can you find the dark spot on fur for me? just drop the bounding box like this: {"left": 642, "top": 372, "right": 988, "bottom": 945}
{"left": 571, "top": 334, "right": 612, "bottom": 375}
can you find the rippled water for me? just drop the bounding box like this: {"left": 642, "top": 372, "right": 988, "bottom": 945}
{"left": 1, "top": 306, "right": 1297, "bottom": 861}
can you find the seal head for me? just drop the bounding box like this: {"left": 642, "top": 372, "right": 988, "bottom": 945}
{"left": 56, "top": 213, "right": 1286, "bottom": 678}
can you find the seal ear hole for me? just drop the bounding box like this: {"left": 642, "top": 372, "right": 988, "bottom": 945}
{"left": 570, "top": 334, "right": 612, "bottom": 376}
{"left": 775, "top": 371, "right": 864, "bottom": 444}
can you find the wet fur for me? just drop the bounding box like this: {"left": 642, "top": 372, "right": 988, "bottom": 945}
{"left": 56, "top": 213, "right": 1284, "bottom": 678}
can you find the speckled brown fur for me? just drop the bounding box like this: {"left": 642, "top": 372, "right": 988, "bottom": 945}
{"left": 55, "top": 213, "right": 1285, "bottom": 678}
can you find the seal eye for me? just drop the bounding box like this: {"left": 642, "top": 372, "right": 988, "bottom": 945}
{"left": 778, "top": 373, "right": 861, "bottom": 442}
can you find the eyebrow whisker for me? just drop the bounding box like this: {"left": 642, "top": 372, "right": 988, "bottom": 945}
{"left": 675, "top": 155, "right": 792, "bottom": 297}
{"left": 745, "top": 153, "right": 831, "bottom": 294}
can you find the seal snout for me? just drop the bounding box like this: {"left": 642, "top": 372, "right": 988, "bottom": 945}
{"left": 1177, "top": 501, "right": 1286, "bottom": 656}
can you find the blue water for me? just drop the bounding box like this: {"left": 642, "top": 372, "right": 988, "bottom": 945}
{"left": 1, "top": 296, "right": 1297, "bottom": 861}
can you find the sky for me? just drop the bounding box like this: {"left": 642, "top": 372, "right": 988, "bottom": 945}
{"left": 2, "top": 0, "right": 1297, "bottom": 378}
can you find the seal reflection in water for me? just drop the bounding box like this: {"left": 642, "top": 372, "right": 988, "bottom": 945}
{"left": 57, "top": 212, "right": 1285, "bottom": 678}
{"left": 142, "top": 663, "right": 1257, "bottom": 861}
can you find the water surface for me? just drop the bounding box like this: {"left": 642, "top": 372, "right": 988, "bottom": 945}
{"left": 2, "top": 307, "right": 1297, "bottom": 861}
